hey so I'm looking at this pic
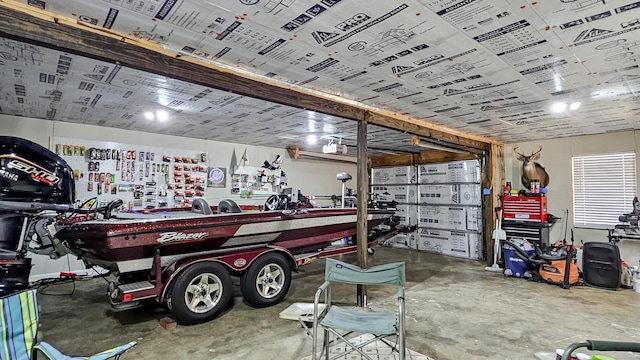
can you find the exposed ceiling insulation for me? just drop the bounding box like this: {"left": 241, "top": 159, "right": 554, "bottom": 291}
{"left": 0, "top": 37, "right": 431, "bottom": 156}
{"left": 3, "top": 0, "right": 640, "bottom": 145}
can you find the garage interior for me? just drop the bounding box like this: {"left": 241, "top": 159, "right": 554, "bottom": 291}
{"left": 1, "top": 0, "right": 640, "bottom": 359}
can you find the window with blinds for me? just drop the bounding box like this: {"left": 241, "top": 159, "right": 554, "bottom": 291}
{"left": 573, "top": 152, "right": 636, "bottom": 228}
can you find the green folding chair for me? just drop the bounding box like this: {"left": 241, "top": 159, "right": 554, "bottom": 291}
{"left": 311, "top": 258, "right": 406, "bottom": 360}
{"left": 0, "top": 289, "right": 136, "bottom": 360}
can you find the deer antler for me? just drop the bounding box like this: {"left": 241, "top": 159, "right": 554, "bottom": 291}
{"left": 530, "top": 144, "right": 543, "bottom": 157}
{"left": 513, "top": 145, "right": 524, "bottom": 157}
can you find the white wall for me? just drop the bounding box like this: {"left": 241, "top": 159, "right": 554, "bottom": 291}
{"left": 506, "top": 131, "right": 640, "bottom": 266}
{"left": 0, "top": 114, "right": 357, "bottom": 279}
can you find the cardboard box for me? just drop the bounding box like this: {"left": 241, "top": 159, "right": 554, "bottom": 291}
{"left": 449, "top": 231, "right": 471, "bottom": 258}
{"left": 385, "top": 231, "right": 417, "bottom": 249}
{"left": 371, "top": 166, "right": 415, "bottom": 185}
{"left": 417, "top": 229, "right": 450, "bottom": 253}
{"left": 418, "top": 205, "right": 466, "bottom": 230}
{"left": 371, "top": 185, "right": 417, "bottom": 203}
{"left": 468, "top": 232, "right": 480, "bottom": 260}
{"left": 418, "top": 163, "right": 448, "bottom": 183}
{"left": 409, "top": 231, "right": 418, "bottom": 249}
{"left": 459, "top": 184, "right": 481, "bottom": 205}
{"left": 417, "top": 228, "right": 478, "bottom": 259}
{"left": 418, "top": 184, "right": 458, "bottom": 204}
{"left": 394, "top": 204, "right": 419, "bottom": 226}
{"left": 447, "top": 160, "right": 481, "bottom": 183}
{"left": 418, "top": 160, "right": 480, "bottom": 183}
{"left": 466, "top": 207, "right": 482, "bottom": 231}
{"left": 386, "top": 234, "right": 409, "bottom": 249}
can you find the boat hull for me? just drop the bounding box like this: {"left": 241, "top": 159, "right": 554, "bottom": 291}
{"left": 57, "top": 208, "right": 394, "bottom": 273}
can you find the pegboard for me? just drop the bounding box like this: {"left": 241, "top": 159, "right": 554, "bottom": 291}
{"left": 52, "top": 136, "right": 208, "bottom": 210}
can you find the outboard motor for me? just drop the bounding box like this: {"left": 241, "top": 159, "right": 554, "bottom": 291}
{"left": 0, "top": 136, "right": 75, "bottom": 296}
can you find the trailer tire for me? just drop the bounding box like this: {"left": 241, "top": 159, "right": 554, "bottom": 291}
{"left": 240, "top": 253, "right": 291, "bottom": 308}
{"left": 168, "top": 262, "right": 232, "bottom": 325}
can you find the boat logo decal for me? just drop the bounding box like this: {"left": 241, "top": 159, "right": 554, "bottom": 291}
{"left": 157, "top": 231, "right": 208, "bottom": 244}
{"left": 233, "top": 258, "right": 247, "bottom": 267}
{"left": 4, "top": 156, "right": 60, "bottom": 185}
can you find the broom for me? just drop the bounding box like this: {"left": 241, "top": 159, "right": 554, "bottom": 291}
{"left": 486, "top": 207, "right": 505, "bottom": 272}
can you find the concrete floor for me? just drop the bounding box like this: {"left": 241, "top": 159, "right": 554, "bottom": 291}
{"left": 37, "top": 247, "right": 640, "bottom": 360}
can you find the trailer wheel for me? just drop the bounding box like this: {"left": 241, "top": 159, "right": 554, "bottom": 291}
{"left": 240, "top": 253, "right": 291, "bottom": 308}
{"left": 168, "top": 262, "right": 232, "bottom": 325}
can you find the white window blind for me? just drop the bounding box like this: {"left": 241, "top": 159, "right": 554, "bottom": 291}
{"left": 573, "top": 152, "right": 636, "bottom": 228}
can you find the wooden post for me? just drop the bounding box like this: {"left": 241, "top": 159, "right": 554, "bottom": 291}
{"left": 356, "top": 114, "right": 368, "bottom": 307}
{"left": 482, "top": 144, "right": 501, "bottom": 265}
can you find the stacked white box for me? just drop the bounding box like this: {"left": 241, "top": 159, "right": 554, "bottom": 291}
{"left": 418, "top": 184, "right": 458, "bottom": 204}
{"left": 449, "top": 231, "right": 471, "bottom": 258}
{"left": 418, "top": 205, "right": 466, "bottom": 230}
{"left": 371, "top": 166, "right": 415, "bottom": 185}
{"left": 407, "top": 186, "right": 418, "bottom": 203}
{"left": 373, "top": 160, "right": 482, "bottom": 260}
{"left": 417, "top": 229, "right": 471, "bottom": 258}
{"left": 419, "top": 160, "right": 480, "bottom": 183}
{"left": 468, "top": 232, "right": 480, "bottom": 259}
{"left": 446, "top": 161, "right": 481, "bottom": 183}
{"left": 408, "top": 231, "right": 418, "bottom": 249}
{"left": 371, "top": 185, "right": 417, "bottom": 204}
{"left": 459, "top": 184, "right": 481, "bottom": 205}
{"left": 385, "top": 231, "right": 417, "bottom": 249}
{"left": 466, "top": 207, "right": 482, "bottom": 231}
{"left": 417, "top": 229, "right": 449, "bottom": 253}
{"left": 395, "top": 204, "right": 419, "bottom": 226}
{"left": 418, "top": 163, "right": 449, "bottom": 183}
{"left": 370, "top": 185, "right": 394, "bottom": 202}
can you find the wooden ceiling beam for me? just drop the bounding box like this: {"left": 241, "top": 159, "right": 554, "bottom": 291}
{"left": 413, "top": 151, "right": 477, "bottom": 164}
{"left": 0, "top": 4, "right": 496, "bottom": 151}
{"left": 369, "top": 154, "right": 414, "bottom": 168}
{"left": 369, "top": 150, "right": 478, "bottom": 167}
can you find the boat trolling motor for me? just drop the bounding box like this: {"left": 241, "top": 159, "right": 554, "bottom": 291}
{"left": 0, "top": 136, "right": 76, "bottom": 296}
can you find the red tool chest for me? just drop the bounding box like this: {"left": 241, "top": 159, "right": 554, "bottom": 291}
{"left": 501, "top": 195, "right": 547, "bottom": 222}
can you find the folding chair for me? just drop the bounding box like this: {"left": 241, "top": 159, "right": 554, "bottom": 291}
{"left": 311, "top": 258, "right": 406, "bottom": 360}
{"left": 0, "top": 289, "right": 136, "bottom": 360}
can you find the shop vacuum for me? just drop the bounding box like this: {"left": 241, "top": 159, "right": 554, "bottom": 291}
{"left": 0, "top": 136, "right": 75, "bottom": 296}
{"left": 504, "top": 230, "right": 580, "bottom": 289}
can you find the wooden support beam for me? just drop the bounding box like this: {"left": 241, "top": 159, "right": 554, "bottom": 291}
{"left": 286, "top": 147, "right": 299, "bottom": 160}
{"left": 369, "top": 151, "right": 477, "bottom": 167}
{"left": 481, "top": 144, "right": 501, "bottom": 265}
{"left": 413, "top": 151, "right": 477, "bottom": 164}
{"left": 366, "top": 112, "right": 491, "bottom": 151}
{"left": 369, "top": 154, "right": 414, "bottom": 167}
{"left": 0, "top": 4, "right": 498, "bottom": 151}
{"left": 286, "top": 147, "right": 356, "bottom": 163}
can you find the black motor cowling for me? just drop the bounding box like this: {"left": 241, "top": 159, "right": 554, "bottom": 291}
{"left": 0, "top": 136, "right": 75, "bottom": 296}
{"left": 0, "top": 136, "right": 75, "bottom": 206}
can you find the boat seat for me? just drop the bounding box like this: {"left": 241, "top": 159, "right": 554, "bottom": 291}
{"left": 192, "top": 198, "right": 213, "bottom": 215}
{"left": 218, "top": 199, "right": 241, "bottom": 214}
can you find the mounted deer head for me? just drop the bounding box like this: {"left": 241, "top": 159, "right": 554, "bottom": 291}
{"left": 513, "top": 144, "right": 549, "bottom": 189}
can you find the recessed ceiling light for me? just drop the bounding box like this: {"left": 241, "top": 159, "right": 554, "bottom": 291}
{"left": 306, "top": 134, "right": 317, "bottom": 145}
{"left": 144, "top": 111, "right": 155, "bottom": 120}
{"left": 569, "top": 102, "right": 581, "bottom": 110}
{"left": 551, "top": 102, "right": 567, "bottom": 113}
{"left": 156, "top": 110, "right": 169, "bottom": 122}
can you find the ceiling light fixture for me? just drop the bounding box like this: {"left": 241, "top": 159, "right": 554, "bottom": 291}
{"left": 551, "top": 102, "right": 568, "bottom": 113}
{"left": 569, "top": 102, "right": 581, "bottom": 111}
{"left": 306, "top": 134, "right": 317, "bottom": 145}
{"left": 156, "top": 110, "right": 169, "bottom": 122}
{"left": 144, "top": 112, "right": 155, "bottom": 120}
{"left": 411, "top": 135, "right": 469, "bottom": 154}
